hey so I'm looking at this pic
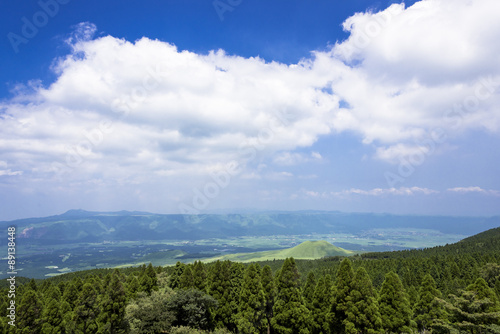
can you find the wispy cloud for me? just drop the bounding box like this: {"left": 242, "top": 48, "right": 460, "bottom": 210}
{"left": 334, "top": 187, "right": 439, "bottom": 197}
{"left": 273, "top": 151, "right": 323, "bottom": 166}
{"left": 0, "top": 170, "right": 23, "bottom": 176}
{"left": 447, "top": 186, "right": 500, "bottom": 196}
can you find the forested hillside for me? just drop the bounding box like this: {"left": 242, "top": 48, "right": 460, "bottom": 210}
{"left": 1, "top": 227, "right": 500, "bottom": 333}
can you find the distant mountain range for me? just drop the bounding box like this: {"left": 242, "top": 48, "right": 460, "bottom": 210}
{"left": 2, "top": 209, "right": 500, "bottom": 246}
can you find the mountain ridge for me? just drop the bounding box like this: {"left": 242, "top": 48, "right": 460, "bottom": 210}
{"left": 2, "top": 210, "right": 500, "bottom": 247}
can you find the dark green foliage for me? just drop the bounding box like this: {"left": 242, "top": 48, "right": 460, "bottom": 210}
{"left": 167, "top": 289, "right": 217, "bottom": 331}
{"left": 331, "top": 258, "right": 355, "bottom": 333}
{"left": 261, "top": 264, "right": 276, "bottom": 334}
{"left": 60, "top": 300, "right": 76, "bottom": 333}
{"left": 127, "top": 275, "right": 140, "bottom": 299}
{"left": 139, "top": 263, "right": 158, "bottom": 295}
{"left": 192, "top": 261, "right": 208, "bottom": 292}
{"left": 311, "top": 274, "right": 333, "bottom": 334}
{"left": 27, "top": 279, "right": 37, "bottom": 292}
{"left": 343, "top": 267, "right": 383, "bottom": 334}
{"left": 41, "top": 285, "right": 63, "bottom": 333}
{"left": 378, "top": 271, "right": 416, "bottom": 333}
{"left": 303, "top": 272, "right": 316, "bottom": 309}
{"left": 125, "top": 290, "right": 175, "bottom": 334}
{"left": 62, "top": 280, "right": 78, "bottom": 310}
{"left": 98, "top": 269, "right": 128, "bottom": 333}
{"left": 272, "top": 258, "right": 312, "bottom": 334}
{"left": 414, "top": 273, "right": 447, "bottom": 331}
{"left": 179, "top": 266, "right": 195, "bottom": 290}
{"left": 0, "top": 317, "right": 7, "bottom": 334}
{"left": 73, "top": 282, "right": 100, "bottom": 333}
{"left": 208, "top": 261, "right": 233, "bottom": 330}
{"left": 236, "top": 263, "right": 267, "bottom": 334}
{"left": 170, "top": 262, "right": 186, "bottom": 289}
{"left": 228, "top": 262, "right": 245, "bottom": 332}
{"left": 436, "top": 277, "right": 500, "bottom": 332}
{"left": 481, "top": 263, "right": 500, "bottom": 291}
{"left": 17, "top": 290, "right": 44, "bottom": 333}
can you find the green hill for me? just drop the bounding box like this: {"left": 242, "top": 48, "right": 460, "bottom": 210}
{"left": 206, "top": 240, "right": 355, "bottom": 263}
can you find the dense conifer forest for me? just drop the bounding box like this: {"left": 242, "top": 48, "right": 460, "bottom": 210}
{"left": 2, "top": 227, "right": 500, "bottom": 333}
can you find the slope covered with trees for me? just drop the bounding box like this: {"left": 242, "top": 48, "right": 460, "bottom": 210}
{"left": 1, "top": 227, "right": 500, "bottom": 333}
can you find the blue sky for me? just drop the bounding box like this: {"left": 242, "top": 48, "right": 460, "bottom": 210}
{"left": 1, "top": 0, "right": 499, "bottom": 220}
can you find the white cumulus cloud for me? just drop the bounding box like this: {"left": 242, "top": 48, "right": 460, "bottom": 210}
{"left": 0, "top": 30, "right": 339, "bottom": 185}
{"left": 324, "top": 0, "right": 500, "bottom": 161}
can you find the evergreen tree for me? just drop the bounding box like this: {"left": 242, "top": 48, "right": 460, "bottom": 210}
{"left": 62, "top": 280, "right": 79, "bottom": 310}
{"left": 139, "top": 274, "right": 154, "bottom": 295}
{"left": 73, "top": 282, "right": 100, "bottom": 334}
{"left": 209, "top": 260, "right": 233, "bottom": 330}
{"left": 271, "top": 258, "right": 312, "bottom": 334}
{"left": 179, "top": 266, "right": 195, "bottom": 290}
{"left": 406, "top": 285, "right": 419, "bottom": 308}
{"left": 255, "top": 263, "right": 262, "bottom": 276}
{"left": 28, "top": 278, "right": 37, "bottom": 292}
{"left": 73, "top": 277, "right": 84, "bottom": 291}
{"left": 100, "top": 273, "right": 111, "bottom": 295}
{"left": 436, "top": 277, "right": 500, "bottom": 332}
{"left": 228, "top": 262, "right": 246, "bottom": 332}
{"left": 480, "top": 263, "right": 500, "bottom": 289}
{"left": 57, "top": 281, "right": 67, "bottom": 296}
{"left": 146, "top": 263, "right": 158, "bottom": 281}
{"left": 331, "top": 258, "right": 355, "bottom": 333}
{"left": 192, "top": 261, "right": 208, "bottom": 292}
{"left": 311, "top": 274, "right": 333, "bottom": 334}
{"left": 137, "top": 263, "right": 159, "bottom": 295}
{"left": 303, "top": 272, "right": 316, "bottom": 310}
{"left": 413, "top": 273, "right": 447, "bottom": 332}
{"left": 261, "top": 265, "right": 276, "bottom": 334}
{"left": 378, "top": 271, "right": 416, "bottom": 334}
{"left": 41, "top": 285, "right": 63, "bottom": 333}
{"left": 343, "top": 267, "right": 383, "bottom": 334}
{"left": 17, "top": 289, "right": 44, "bottom": 333}
{"left": 236, "top": 263, "right": 267, "bottom": 334}
{"left": 169, "top": 261, "right": 186, "bottom": 289}
{"left": 93, "top": 276, "right": 105, "bottom": 295}
{"left": 60, "top": 300, "right": 76, "bottom": 333}
{"left": 127, "top": 275, "right": 140, "bottom": 299}
{"left": 156, "top": 265, "right": 164, "bottom": 274}
{"left": 98, "top": 269, "right": 128, "bottom": 333}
